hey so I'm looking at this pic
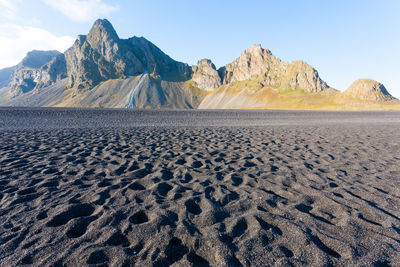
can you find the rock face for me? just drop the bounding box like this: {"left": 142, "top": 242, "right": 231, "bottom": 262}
{"left": 284, "top": 61, "right": 329, "bottom": 93}
{"left": 342, "top": 79, "right": 395, "bottom": 101}
{"left": 220, "top": 44, "right": 285, "bottom": 85}
{"left": 191, "top": 59, "right": 221, "bottom": 91}
{"left": 65, "top": 19, "right": 192, "bottom": 94}
{"left": 40, "top": 54, "right": 67, "bottom": 88}
{"left": 8, "top": 50, "right": 66, "bottom": 97}
{"left": 218, "top": 44, "right": 328, "bottom": 93}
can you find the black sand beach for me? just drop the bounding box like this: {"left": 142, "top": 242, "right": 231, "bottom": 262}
{"left": 0, "top": 108, "right": 399, "bottom": 266}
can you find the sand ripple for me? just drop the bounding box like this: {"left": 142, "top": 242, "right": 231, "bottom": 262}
{"left": 0, "top": 110, "right": 400, "bottom": 266}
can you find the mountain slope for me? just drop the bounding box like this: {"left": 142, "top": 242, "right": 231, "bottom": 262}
{"left": 4, "top": 79, "right": 68, "bottom": 107}
{"left": 56, "top": 74, "right": 207, "bottom": 109}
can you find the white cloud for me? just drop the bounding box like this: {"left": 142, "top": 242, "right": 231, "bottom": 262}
{"left": 43, "top": 0, "right": 119, "bottom": 22}
{"left": 0, "top": 0, "right": 19, "bottom": 19}
{"left": 0, "top": 24, "right": 75, "bottom": 69}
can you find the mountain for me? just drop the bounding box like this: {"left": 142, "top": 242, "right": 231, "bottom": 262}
{"left": 1, "top": 19, "right": 199, "bottom": 108}
{"left": 0, "top": 19, "right": 399, "bottom": 110}
{"left": 59, "top": 19, "right": 199, "bottom": 108}
{"left": 218, "top": 44, "right": 329, "bottom": 92}
{"left": 65, "top": 19, "right": 192, "bottom": 95}
{"left": 7, "top": 50, "right": 66, "bottom": 98}
{"left": 199, "top": 45, "right": 338, "bottom": 109}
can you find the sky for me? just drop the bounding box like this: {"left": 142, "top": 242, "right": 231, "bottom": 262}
{"left": 0, "top": 0, "right": 399, "bottom": 97}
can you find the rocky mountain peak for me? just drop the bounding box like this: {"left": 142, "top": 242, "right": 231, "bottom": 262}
{"left": 242, "top": 44, "right": 268, "bottom": 57}
{"left": 238, "top": 44, "right": 270, "bottom": 65}
{"left": 87, "top": 19, "right": 120, "bottom": 63}
{"left": 220, "top": 44, "right": 282, "bottom": 85}
{"left": 88, "top": 19, "right": 119, "bottom": 42}
{"left": 284, "top": 60, "right": 329, "bottom": 92}
{"left": 221, "top": 44, "right": 278, "bottom": 85}
{"left": 343, "top": 79, "right": 395, "bottom": 101}
{"left": 244, "top": 43, "right": 261, "bottom": 54}
{"left": 196, "top": 59, "right": 216, "bottom": 69}
{"left": 192, "top": 59, "right": 221, "bottom": 91}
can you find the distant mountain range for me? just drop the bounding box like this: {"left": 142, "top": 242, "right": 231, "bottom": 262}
{"left": 0, "top": 19, "right": 399, "bottom": 110}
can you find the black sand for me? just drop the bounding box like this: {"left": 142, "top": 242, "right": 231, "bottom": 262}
{"left": 0, "top": 108, "right": 399, "bottom": 266}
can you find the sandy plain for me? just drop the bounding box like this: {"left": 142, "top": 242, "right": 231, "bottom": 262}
{"left": 0, "top": 108, "right": 399, "bottom": 266}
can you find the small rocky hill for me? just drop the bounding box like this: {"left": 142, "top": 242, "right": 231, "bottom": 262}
{"left": 341, "top": 79, "right": 395, "bottom": 102}
{"left": 191, "top": 59, "right": 221, "bottom": 91}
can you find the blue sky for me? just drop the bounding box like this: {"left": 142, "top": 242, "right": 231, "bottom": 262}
{"left": 1, "top": 0, "right": 399, "bottom": 97}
